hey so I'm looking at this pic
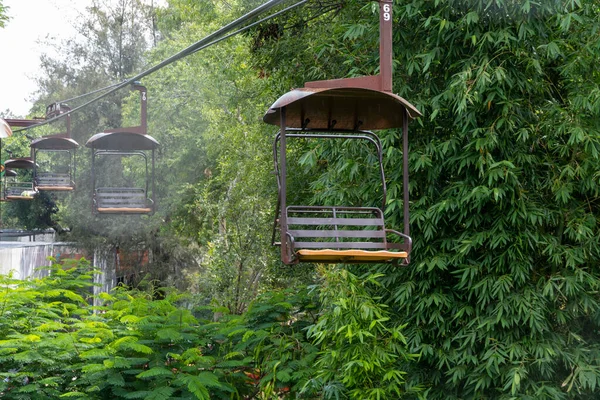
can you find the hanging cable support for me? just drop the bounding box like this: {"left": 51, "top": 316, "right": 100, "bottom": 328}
{"left": 13, "top": 0, "right": 300, "bottom": 133}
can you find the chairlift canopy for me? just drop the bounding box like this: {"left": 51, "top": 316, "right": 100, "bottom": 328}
{"left": 5, "top": 158, "right": 36, "bottom": 170}
{"left": 85, "top": 131, "right": 159, "bottom": 151}
{"left": 31, "top": 136, "right": 79, "bottom": 150}
{"left": 263, "top": 87, "right": 422, "bottom": 131}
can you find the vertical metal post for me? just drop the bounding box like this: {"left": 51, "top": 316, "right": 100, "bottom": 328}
{"left": 140, "top": 87, "right": 148, "bottom": 135}
{"left": 402, "top": 108, "right": 410, "bottom": 239}
{"left": 279, "top": 107, "right": 289, "bottom": 264}
{"left": 91, "top": 149, "right": 96, "bottom": 213}
{"left": 380, "top": 0, "right": 393, "bottom": 92}
{"left": 33, "top": 149, "right": 37, "bottom": 185}
{"left": 73, "top": 148, "right": 76, "bottom": 189}
{"left": 151, "top": 149, "right": 156, "bottom": 213}
{"left": 66, "top": 113, "right": 72, "bottom": 138}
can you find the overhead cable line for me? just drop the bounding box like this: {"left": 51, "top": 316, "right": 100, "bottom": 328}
{"left": 58, "top": 81, "right": 125, "bottom": 104}
{"left": 187, "top": 0, "right": 308, "bottom": 56}
{"left": 51, "top": 1, "right": 307, "bottom": 108}
{"left": 14, "top": 0, "right": 298, "bottom": 133}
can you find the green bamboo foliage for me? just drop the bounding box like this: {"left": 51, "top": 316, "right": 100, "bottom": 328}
{"left": 253, "top": 0, "right": 600, "bottom": 397}
{"left": 379, "top": 0, "right": 600, "bottom": 398}
{"left": 304, "top": 267, "right": 421, "bottom": 399}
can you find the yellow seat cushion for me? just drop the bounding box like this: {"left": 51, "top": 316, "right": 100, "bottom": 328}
{"left": 297, "top": 249, "right": 408, "bottom": 262}
{"left": 36, "top": 186, "right": 74, "bottom": 191}
{"left": 97, "top": 207, "right": 152, "bottom": 214}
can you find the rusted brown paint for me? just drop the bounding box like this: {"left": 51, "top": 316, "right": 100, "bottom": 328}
{"left": 85, "top": 131, "right": 159, "bottom": 151}
{"left": 380, "top": 0, "right": 393, "bottom": 92}
{"left": 30, "top": 137, "right": 79, "bottom": 150}
{"left": 263, "top": 87, "right": 421, "bottom": 130}
{"left": 2, "top": 119, "right": 44, "bottom": 128}
{"left": 4, "top": 158, "right": 36, "bottom": 170}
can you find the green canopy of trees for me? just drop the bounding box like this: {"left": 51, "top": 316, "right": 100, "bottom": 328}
{"left": 1, "top": 0, "right": 600, "bottom": 398}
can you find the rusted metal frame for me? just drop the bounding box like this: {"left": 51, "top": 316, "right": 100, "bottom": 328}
{"left": 66, "top": 113, "right": 72, "bottom": 138}
{"left": 150, "top": 148, "right": 156, "bottom": 214}
{"left": 33, "top": 149, "right": 75, "bottom": 188}
{"left": 332, "top": 206, "right": 339, "bottom": 246}
{"left": 4, "top": 119, "right": 45, "bottom": 128}
{"left": 286, "top": 205, "right": 388, "bottom": 252}
{"left": 289, "top": 229, "right": 387, "bottom": 238}
{"left": 104, "top": 84, "right": 148, "bottom": 135}
{"left": 402, "top": 108, "right": 410, "bottom": 264}
{"left": 95, "top": 150, "right": 149, "bottom": 192}
{"left": 380, "top": 0, "right": 393, "bottom": 92}
{"left": 45, "top": 103, "right": 72, "bottom": 138}
{"left": 5, "top": 181, "right": 36, "bottom": 199}
{"left": 273, "top": 129, "right": 387, "bottom": 210}
{"left": 74, "top": 147, "right": 77, "bottom": 189}
{"left": 271, "top": 130, "right": 282, "bottom": 246}
{"left": 279, "top": 107, "right": 290, "bottom": 264}
{"left": 271, "top": 195, "right": 281, "bottom": 245}
{"left": 303, "top": 0, "right": 393, "bottom": 92}
{"left": 95, "top": 188, "right": 149, "bottom": 210}
{"left": 94, "top": 149, "right": 153, "bottom": 214}
{"left": 385, "top": 228, "right": 412, "bottom": 252}
{"left": 91, "top": 148, "right": 97, "bottom": 214}
{"left": 33, "top": 148, "right": 37, "bottom": 185}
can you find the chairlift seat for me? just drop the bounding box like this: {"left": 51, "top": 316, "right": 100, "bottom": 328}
{"left": 35, "top": 172, "right": 73, "bottom": 191}
{"left": 94, "top": 187, "right": 152, "bottom": 214}
{"left": 5, "top": 182, "right": 37, "bottom": 200}
{"left": 284, "top": 206, "right": 410, "bottom": 264}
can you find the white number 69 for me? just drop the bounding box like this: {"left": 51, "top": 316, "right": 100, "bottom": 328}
{"left": 383, "top": 4, "right": 391, "bottom": 21}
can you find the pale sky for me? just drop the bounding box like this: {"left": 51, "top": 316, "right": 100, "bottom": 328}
{"left": 0, "top": 0, "right": 90, "bottom": 117}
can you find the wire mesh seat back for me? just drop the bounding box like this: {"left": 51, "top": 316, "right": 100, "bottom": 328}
{"left": 94, "top": 187, "right": 153, "bottom": 214}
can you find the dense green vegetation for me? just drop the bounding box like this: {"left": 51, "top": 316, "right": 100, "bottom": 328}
{"left": 1, "top": 0, "right": 600, "bottom": 398}
{"left": 0, "top": 259, "right": 416, "bottom": 399}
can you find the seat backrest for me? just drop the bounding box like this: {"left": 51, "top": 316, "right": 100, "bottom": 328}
{"left": 95, "top": 187, "right": 148, "bottom": 209}
{"left": 285, "top": 206, "right": 389, "bottom": 250}
{"left": 6, "top": 182, "right": 35, "bottom": 196}
{"left": 36, "top": 172, "right": 71, "bottom": 186}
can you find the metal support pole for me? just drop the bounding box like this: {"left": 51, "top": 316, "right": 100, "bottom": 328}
{"left": 402, "top": 108, "right": 410, "bottom": 243}
{"left": 91, "top": 149, "right": 96, "bottom": 213}
{"left": 140, "top": 87, "right": 147, "bottom": 135}
{"left": 380, "top": 0, "right": 393, "bottom": 92}
{"left": 66, "top": 113, "right": 71, "bottom": 138}
{"left": 33, "top": 149, "right": 37, "bottom": 185}
{"left": 279, "top": 107, "right": 289, "bottom": 264}
{"left": 151, "top": 149, "right": 156, "bottom": 213}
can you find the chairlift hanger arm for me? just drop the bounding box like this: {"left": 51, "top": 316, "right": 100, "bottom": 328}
{"left": 272, "top": 129, "right": 388, "bottom": 210}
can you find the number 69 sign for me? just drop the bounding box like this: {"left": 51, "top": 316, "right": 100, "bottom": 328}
{"left": 383, "top": 3, "right": 391, "bottom": 22}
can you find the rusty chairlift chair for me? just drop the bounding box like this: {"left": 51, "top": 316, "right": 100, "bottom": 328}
{"left": 264, "top": 0, "right": 421, "bottom": 265}
{"left": 85, "top": 84, "right": 158, "bottom": 215}
{"left": 1, "top": 168, "right": 18, "bottom": 201}
{"left": 3, "top": 157, "right": 37, "bottom": 201}
{"left": 31, "top": 103, "right": 78, "bottom": 192}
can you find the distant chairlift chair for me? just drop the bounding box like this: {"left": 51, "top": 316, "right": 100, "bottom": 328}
{"left": 31, "top": 103, "right": 78, "bottom": 192}
{"left": 264, "top": 0, "right": 421, "bottom": 265}
{"left": 1, "top": 168, "right": 18, "bottom": 201}
{"left": 265, "top": 87, "right": 421, "bottom": 265}
{"left": 85, "top": 84, "right": 158, "bottom": 215}
{"left": 3, "top": 157, "right": 37, "bottom": 200}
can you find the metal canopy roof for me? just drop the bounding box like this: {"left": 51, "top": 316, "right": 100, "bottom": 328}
{"left": 263, "top": 87, "right": 422, "bottom": 130}
{"left": 5, "top": 158, "right": 36, "bottom": 169}
{"left": 85, "top": 131, "right": 159, "bottom": 150}
{"left": 30, "top": 136, "right": 79, "bottom": 150}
